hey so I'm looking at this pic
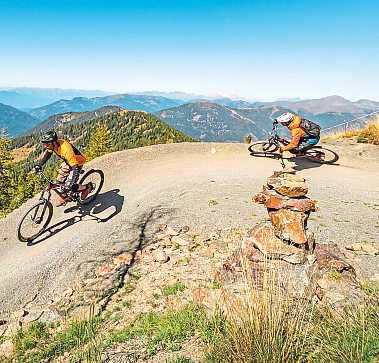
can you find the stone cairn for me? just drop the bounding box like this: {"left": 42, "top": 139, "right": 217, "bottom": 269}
{"left": 252, "top": 168, "right": 316, "bottom": 264}
{"left": 217, "top": 168, "right": 365, "bottom": 309}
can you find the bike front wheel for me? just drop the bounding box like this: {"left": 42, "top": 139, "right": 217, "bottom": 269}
{"left": 248, "top": 141, "right": 279, "bottom": 156}
{"left": 77, "top": 169, "right": 104, "bottom": 205}
{"left": 303, "top": 146, "right": 339, "bottom": 164}
{"left": 17, "top": 200, "right": 53, "bottom": 242}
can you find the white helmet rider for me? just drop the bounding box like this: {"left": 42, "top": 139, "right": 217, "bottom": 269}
{"left": 276, "top": 112, "right": 295, "bottom": 124}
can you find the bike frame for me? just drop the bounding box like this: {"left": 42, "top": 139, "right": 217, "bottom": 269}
{"left": 30, "top": 172, "right": 65, "bottom": 222}
{"left": 268, "top": 121, "right": 290, "bottom": 148}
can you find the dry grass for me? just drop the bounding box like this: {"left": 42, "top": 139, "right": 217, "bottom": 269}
{"left": 11, "top": 144, "right": 36, "bottom": 162}
{"left": 204, "top": 256, "right": 314, "bottom": 363}
{"left": 322, "top": 122, "right": 379, "bottom": 144}
{"left": 321, "top": 128, "right": 361, "bottom": 142}
{"left": 357, "top": 123, "right": 379, "bottom": 145}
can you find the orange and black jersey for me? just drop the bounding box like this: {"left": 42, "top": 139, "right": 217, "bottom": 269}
{"left": 39, "top": 139, "right": 86, "bottom": 168}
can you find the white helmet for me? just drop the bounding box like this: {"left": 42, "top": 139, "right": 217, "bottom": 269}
{"left": 276, "top": 112, "right": 294, "bottom": 124}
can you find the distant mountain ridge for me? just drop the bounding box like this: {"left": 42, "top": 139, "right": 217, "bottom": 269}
{"left": 29, "top": 106, "right": 124, "bottom": 133}
{"left": 29, "top": 94, "right": 185, "bottom": 120}
{"left": 0, "top": 103, "right": 39, "bottom": 136}
{"left": 156, "top": 100, "right": 379, "bottom": 142}
{"left": 253, "top": 95, "right": 379, "bottom": 114}
{"left": 156, "top": 101, "right": 290, "bottom": 141}
{"left": 0, "top": 87, "right": 109, "bottom": 109}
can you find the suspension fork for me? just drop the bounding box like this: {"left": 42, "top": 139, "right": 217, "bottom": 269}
{"left": 32, "top": 189, "right": 51, "bottom": 222}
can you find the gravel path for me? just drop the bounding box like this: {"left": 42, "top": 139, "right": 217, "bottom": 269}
{"left": 0, "top": 141, "right": 378, "bottom": 318}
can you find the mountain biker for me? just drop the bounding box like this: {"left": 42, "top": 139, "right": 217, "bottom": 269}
{"left": 275, "top": 112, "right": 321, "bottom": 155}
{"left": 34, "top": 130, "right": 92, "bottom": 206}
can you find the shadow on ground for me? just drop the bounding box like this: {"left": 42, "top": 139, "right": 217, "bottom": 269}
{"left": 28, "top": 189, "right": 124, "bottom": 245}
{"left": 247, "top": 150, "right": 339, "bottom": 171}
{"left": 72, "top": 206, "right": 176, "bottom": 313}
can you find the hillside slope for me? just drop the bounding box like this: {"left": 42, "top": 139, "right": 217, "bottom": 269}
{"left": 0, "top": 103, "right": 39, "bottom": 136}
{"left": 156, "top": 101, "right": 290, "bottom": 141}
{"left": 11, "top": 109, "right": 194, "bottom": 168}
{"left": 0, "top": 141, "right": 378, "bottom": 319}
{"left": 29, "top": 105, "right": 124, "bottom": 133}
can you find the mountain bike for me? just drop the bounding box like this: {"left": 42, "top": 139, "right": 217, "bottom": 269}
{"left": 248, "top": 121, "right": 339, "bottom": 164}
{"left": 17, "top": 168, "right": 104, "bottom": 242}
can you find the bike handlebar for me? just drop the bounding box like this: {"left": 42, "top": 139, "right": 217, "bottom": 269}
{"left": 35, "top": 169, "right": 57, "bottom": 185}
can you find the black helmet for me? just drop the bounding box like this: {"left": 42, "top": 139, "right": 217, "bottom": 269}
{"left": 41, "top": 130, "right": 58, "bottom": 143}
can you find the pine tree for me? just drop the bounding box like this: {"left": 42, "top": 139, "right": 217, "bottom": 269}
{"left": 85, "top": 124, "right": 113, "bottom": 160}
{"left": 0, "top": 132, "right": 15, "bottom": 216}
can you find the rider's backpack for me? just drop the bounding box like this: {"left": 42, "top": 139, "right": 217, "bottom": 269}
{"left": 300, "top": 118, "right": 321, "bottom": 138}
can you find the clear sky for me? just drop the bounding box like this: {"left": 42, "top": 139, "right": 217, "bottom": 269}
{"left": 0, "top": 0, "right": 378, "bottom": 100}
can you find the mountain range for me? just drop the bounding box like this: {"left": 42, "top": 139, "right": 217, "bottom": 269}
{"left": 252, "top": 95, "right": 379, "bottom": 114}
{"left": 0, "top": 87, "right": 108, "bottom": 109}
{"left": 29, "top": 94, "right": 184, "bottom": 120}
{"left": 1, "top": 92, "right": 378, "bottom": 139}
{"left": 156, "top": 102, "right": 289, "bottom": 141}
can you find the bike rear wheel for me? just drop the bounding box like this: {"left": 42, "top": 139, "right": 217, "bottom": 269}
{"left": 248, "top": 141, "right": 279, "bottom": 156}
{"left": 17, "top": 200, "right": 53, "bottom": 242}
{"left": 303, "top": 146, "right": 339, "bottom": 164}
{"left": 77, "top": 169, "right": 104, "bottom": 205}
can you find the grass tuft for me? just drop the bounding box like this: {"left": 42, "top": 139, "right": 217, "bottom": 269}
{"left": 309, "top": 301, "right": 379, "bottom": 362}
{"left": 108, "top": 304, "right": 206, "bottom": 357}
{"left": 166, "top": 356, "right": 196, "bottom": 363}
{"left": 203, "top": 256, "right": 314, "bottom": 363}
{"left": 161, "top": 282, "right": 186, "bottom": 297}
{"left": 357, "top": 123, "right": 379, "bottom": 145}
{"left": 13, "top": 317, "right": 100, "bottom": 362}
{"left": 322, "top": 122, "right": 379, "bottom": 145}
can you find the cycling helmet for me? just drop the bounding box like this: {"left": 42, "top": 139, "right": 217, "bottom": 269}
{"left": 40, "top": 130, "right": 58, "bottom": 143}
{"left": 276, "top": 112, "right": 295, "bottom": 124}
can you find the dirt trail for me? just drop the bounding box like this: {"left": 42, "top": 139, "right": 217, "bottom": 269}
{"left": 0, "top": 142, "right": 378, "bottom": 318}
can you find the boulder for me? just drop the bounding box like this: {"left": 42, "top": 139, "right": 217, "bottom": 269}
{"left": 308, "top": 244, "right": 364, "bottom": 307}
{"left": 312, "top": 244, "right": 354, "bottom": 274}
{"left": 247, "top": 224, "right": 305, "bottom": 264}
{"left": 269, "top": 209, "right": 308, "bottom": 244}
{"left": 267, "top": 172, "right": 308, "bottom": 197}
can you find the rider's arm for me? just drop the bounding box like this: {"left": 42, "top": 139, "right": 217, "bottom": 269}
{"left": 282, "top": 128, "right": 303, "bottom": 151}
{"left": 36, "top": 150, "right": 53, "bottom": 167}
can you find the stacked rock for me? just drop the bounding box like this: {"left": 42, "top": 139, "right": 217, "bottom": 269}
{"left": 250, "top": 169, "right": 316, "bottom": 264}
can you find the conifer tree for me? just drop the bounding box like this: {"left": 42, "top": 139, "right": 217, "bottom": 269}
{"left": 85, "top": 124, "right": 113, "bottom": 160}
{"left": 0, "top": 131, "right": 15, "bottom": 215}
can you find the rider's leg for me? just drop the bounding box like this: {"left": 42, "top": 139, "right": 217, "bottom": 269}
{"left": 55, "top": 163, "right": 70, "bottom": 206}
{"left": 67, "top": 166, "right": 87, "bottom": 193}
{"left": 298, "top": 136, "right": 320, "bottom": 153}
{"left": 56, "top": 162, "right": 70, "bottom": 184}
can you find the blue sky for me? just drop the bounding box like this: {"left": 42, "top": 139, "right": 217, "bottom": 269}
{"left": 0, "top": 0, "right": 378, "bottom": 100}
